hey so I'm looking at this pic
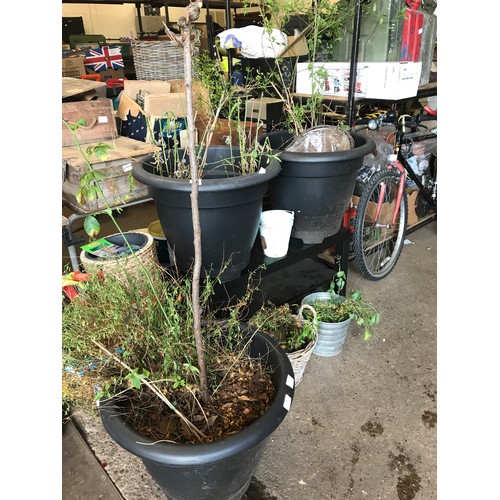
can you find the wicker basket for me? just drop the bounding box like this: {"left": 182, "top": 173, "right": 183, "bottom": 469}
{"left": 132, "top": 40, "right": 184, "bottom": 80}
{"left": 288, "top": 304, "right": 318, "bottom": 386}
{"left": 79, "top": 232, "right": 159, "bottom": 282}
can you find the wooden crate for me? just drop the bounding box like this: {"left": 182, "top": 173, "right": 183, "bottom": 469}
{"left": 62, "top": 136, "right": 158, "bottom": 214}
{"left": 62, "top": 98, "right": 117, "bottom": 147}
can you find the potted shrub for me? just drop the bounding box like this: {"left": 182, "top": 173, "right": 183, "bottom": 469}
{"left": 131, "top": 32, "right": 281, "bottom": 283}
{"left": 132, "top": 144, "right": 280, "bottom": 282}
{"left": 62, "top": 264, "right": 295, "bottom": 499}
{"left": 300, "top": 270, "right": 380, "bottom": 356}
{"left": 249, "top": 302, "right": 318, "bottom": 385}
{"left": 62, "top": 3, "right": 294, "bottom": 499}
{"left": 241, "top": 0, "right": 375, "bottom": 244}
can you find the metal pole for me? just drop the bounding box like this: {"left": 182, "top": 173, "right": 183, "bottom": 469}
{"left": 136, "top": 3, "right": 143, "bottom": 34}
{"left": 346, "top": 0, "right": 364, "bottom": 126}
{"left": 225, "top": 0, "right": 233, "bottom": 78}
{"left": 206, "top": 13, "right": 217, "bottom": 59}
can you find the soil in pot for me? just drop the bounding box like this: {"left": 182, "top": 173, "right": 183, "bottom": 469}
{"left": 112, "top": 351, "right": 276, "bottom": 445}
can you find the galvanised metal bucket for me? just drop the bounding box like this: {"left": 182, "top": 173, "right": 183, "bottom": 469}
{"left": 301, "top": 292, "right": 352, "bottom": 357}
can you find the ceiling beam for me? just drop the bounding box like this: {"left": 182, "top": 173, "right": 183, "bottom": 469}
{"left": 62, "top": 0, "right": 251, "bottom": 8}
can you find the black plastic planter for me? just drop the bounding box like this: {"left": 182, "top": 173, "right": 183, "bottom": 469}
{"left": 260, "top": 131, "right": 375, "bottom": 244}
{"left": 99, "top": 329, "right": 295, "bottom": 500}
{"left": 132, "top": 146, "right": 281, "bottom": 282}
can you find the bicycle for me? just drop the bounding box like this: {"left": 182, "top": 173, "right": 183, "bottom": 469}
{"left": 348, "top": 107, "right": 437, "bottom": 280}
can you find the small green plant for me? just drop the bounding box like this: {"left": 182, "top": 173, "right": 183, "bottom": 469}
{"left": 305, "top": 271, "right": 380, "bottom": 341}
{"left": 249, "top": 302, "right": 317, "bottom": 353}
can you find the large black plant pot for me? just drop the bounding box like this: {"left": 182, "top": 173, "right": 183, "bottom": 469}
{"left": 99, "top": 329, "right": 295, "bottom": 500}
{"left": 132, "top": 146, "right": 281, "bottom": 282}
{"left": 260, "top": 131, "right": 375, "bottom": 244}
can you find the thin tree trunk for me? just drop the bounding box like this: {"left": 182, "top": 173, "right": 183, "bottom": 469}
{"left": 178, "top": 0, "right": 210, "bottom": 404}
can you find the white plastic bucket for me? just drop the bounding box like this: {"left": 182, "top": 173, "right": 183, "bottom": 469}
{"left": 259, "top": 210, "right": 294, "bottom": 258}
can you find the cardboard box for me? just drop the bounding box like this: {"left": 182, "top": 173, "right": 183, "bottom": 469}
{"left": 88, "top": 68, "right": 125, "bottom": 82}
{"left": 351, "top": 195, "right": 396, "bottom": 226}
{"left": 279, "top": 31, "right": 310, "bottom": 58}
{"left": 142, "top": 92, "right": 187, "bottom": 119}
{"left": 117, "top": 80, "right": 208, "bottom": 145}
{"left": 353, "top": 188, "right": 420, "bottom": 228}
{"left": 195, "top": 117, "right": 262, "bottom": 147}
{"left": 245, "top": 97, "right": 286, "bottom": 130}
{"left": 62, "top": 98, "right": 117, "bottom": 147}
{"left": 117, "top": 92, "right": 189, "bottom": 145}
{"left": 364, "top": 62, "right": 422, "bottom": 100}
{"left": 406, "top": 188, "right": 420, "bottom": 227}
{"left": 62, "top": 136, "right": 158, "bottom": 213}
{"left": 119, "top": 80, "right": 188, "bottom": 120}
{"left": 123, "top": 80, "right": 172, "bottom": 99}
{"left": 62, "top": 56, "right": 86, "bottom": 78}
{"left": 295, "top": 61, "right": 422, "bottom": 100}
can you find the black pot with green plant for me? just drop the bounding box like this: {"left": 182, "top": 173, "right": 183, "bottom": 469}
{"left": 62, "top": 3, "right": 294, "bottom": 498}
{"left": 98, "top": 322, "right": 293, "bottom": 500}
{"left": 132, "top": 145, "right": 280, "bottom": 282}
{"left": 62, "top": 265, "right": 295, "bottom": 500}
{"left": 131, "top": 39, "right": 281, "bottom": 281}
{"left": 241, "top": 0, "right": 375, "bottom": 244}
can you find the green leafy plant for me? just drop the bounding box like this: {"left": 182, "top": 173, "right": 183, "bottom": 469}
{"left": 242, "top": 0, "right": 355, "bottom": 135}
{"left": 143, "top": 47, "right": 278, "bottom": 180}
{"left": 304, "top": 271, "right": 380, "bottom": 341}
{"left": 62, "top": 261, "right": 246, "bottom": 416}
{"left": 249, "top": 302, "right": 317, "bottom": 353}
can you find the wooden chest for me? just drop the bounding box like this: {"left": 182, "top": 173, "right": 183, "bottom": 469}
{"left": 62, "top": 136, "right": 158, "bottom": 214}
{"left": 62, "top": 98, "right": 117, "bottom": 147}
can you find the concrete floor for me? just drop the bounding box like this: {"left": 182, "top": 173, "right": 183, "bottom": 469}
{"left": 62, "top": 201, "right": 437, "bottom": 500}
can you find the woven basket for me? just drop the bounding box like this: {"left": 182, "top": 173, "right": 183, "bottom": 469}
{"left": 79, "top": 232, "right": 159, "bottom": 282}
{"left": 132, "top": 40, "right": 184, "bottom": 80}
{"left": 287, "top": 304, "right": 318, "bottom": 386}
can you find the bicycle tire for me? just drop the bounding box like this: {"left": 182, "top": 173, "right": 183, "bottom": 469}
{"left": 353, "top": 168, "right": 408, "bottom": 280}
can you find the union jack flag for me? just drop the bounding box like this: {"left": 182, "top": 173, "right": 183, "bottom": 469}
{"left": 84, "top": 46, "right": 124, "bottom": 72}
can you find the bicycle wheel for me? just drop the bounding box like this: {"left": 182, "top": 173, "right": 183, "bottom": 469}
{"left": 353, "top": 168, "right": 408, "bottom": 280}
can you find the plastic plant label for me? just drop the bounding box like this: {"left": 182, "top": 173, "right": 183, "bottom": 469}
{"left": 283, "top": 394, "right": 292, "bottom": 411}
{"left": 97, "top": 115, "right": 109, "bottom": 123}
